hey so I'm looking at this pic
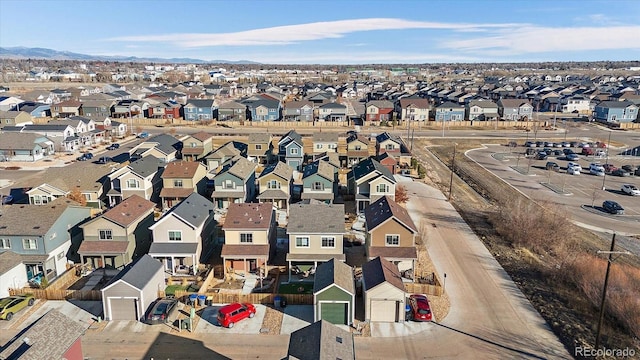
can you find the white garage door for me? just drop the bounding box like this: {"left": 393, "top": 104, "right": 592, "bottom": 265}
{"left": 370, "top": 300, "right": 397, "bottom": 322}
{"left": 109, "top": 298, "right": 137, "bottom": 320}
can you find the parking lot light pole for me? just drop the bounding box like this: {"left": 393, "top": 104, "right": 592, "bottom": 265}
{"left": 601, "top": 130, "right": 612, "bottom": 190}
{"left": 448, "top": 143, "right": 457, "bottom": 201}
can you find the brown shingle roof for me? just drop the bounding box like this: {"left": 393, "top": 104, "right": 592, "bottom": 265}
{"left": 101, "top": 194, "right": 155, "bottom": 227}
{"left": 221, "top": 244, "right": 269, "bottom": 257}
{"left": 223, "top": 202, "right": 273, "bottom": 230}
{"left": 78, "top": 240, "right": 129, "bottom": 254}
{"left": 162, "top": 161, "right": 202, "bottom": 178}
{"left": 399, "top": 98, "right": 430, "bottom": 108}
{"left": 190, "top": 131, "right": 213, "bottom": 142}
{"left": 159, "top": 187, "right": 194, "bottom": 198}
{"left": 368, "top": 246, "right": 417, "bottom": 260}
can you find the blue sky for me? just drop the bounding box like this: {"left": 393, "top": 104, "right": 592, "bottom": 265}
{"left": 1, "top": 0, "right": 639, "bottom": 64}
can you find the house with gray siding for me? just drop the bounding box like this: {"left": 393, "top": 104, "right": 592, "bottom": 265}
{"left": 301, "top": 160, "right": 336, "bottom": 203}
{"left": 183, "top": 99, "right": 217, "bottom": 121}
{"left": 107, "top": 155, "right": 164, "bottom": 208}
{"left": 348, "top": 158, "right": 396, "bottom": 212}
{"left": 283, "top": 101, "right": 314, "bottom": 122}
{"left": 217, "top": 101, "right": 246, "bottom": 121}
{"left": 0, "top": 110, "right": 33, "bottom": 129}
{"left": 498, "top": 99, "right": 534, "bottom": 120}
{"left": 278, "top": 130, "right": 304, "bottom": 170}
{"left": 211, "top": 157, "right": 257, "bottom": 209}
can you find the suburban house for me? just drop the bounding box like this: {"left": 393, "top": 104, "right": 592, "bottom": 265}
{"left": 159, "top": 161, "right": 208, "bottom": 210}
{"left": 435, "top": 101, "right": 465, "bottom": 121}
{"left": 78, "top": 195, "right": 156, "bottom": 269}
{"left": 247, "top": 133, "right": 273, "bottom": 164}
{"left": 283, "top": 100, "right": 314, "bottom": 122}
{"left": 287, "top": 320, "right": 355, "bottom": 360}
{"left": 217, "top": 101, "right": 247, "bottom": 121}
{"left": 0, "top": 251, "right": 28, "bottom": 297}
{"left": 361, "top": 256, "right": 406, "bottom": 323}
{"left": 346, "top": 134, "right": 371, "bottom": 166}
{"left": 107, "top": 155, "right": 164, "bottom": 208}
{"left": 313, "top": 259, "right": 356, "bottom": 326}
{"left": 348, "top": 158, "right": 396, "bottom": 212}
{"left": 49, "top": 116, "right": 104, "bottom": 146}
{"left": 0, "top": 110, "right": 33, "bottom": 129}
{"left": 278, "top": 130, "right": 304, "bottom": 170}
{"left": 204, "top": 140, "right": 247, "bottom": 170}
{"left": 8, "top": 101, "right": 50, "bottom": 118}
{"left": 149, "top": 193, "right": 215, "bottom": 276}
{"left": 129, "top": 134, "right": 182, "bottom": 162}
{"left": 498, "top": 99, "right": 534, "bottom": 120}
{"left": 80, "top": 100, "right": 114, "bottom": 118}
{"left": 466, "top": 100, "right": 499, "bottom": 121}
{"left": 0, "top": 198, "right": 91, "bottom": 286}
{"left": 312, "top": 132, "right": 339, "bottom": 155}
{"left": 244, "top": 97, "right": 281, "bottom": 121}
{"left": 561, "top": 96, "right": 591, "bottom": 114}
{"left": 286, "top": 203, "right": 345, "bottom": 282}
{"left": 364, "top": 196, "right": 418, "bottom": 280}
{"left": 593, "top": 100, "right": 638, "bottom": 123}
{"left": 375, "top": 132, "right": 404, "bottom": 157}
{"left": 146, "top": 101, "right": 181, "bottom": 119}
{"left": 51, "top": 100, "right": 82, "bottom": 118}
{"left": 183, "top": 99, "right": 217, "bottom": 121}
{"left": 0, "top": 133, "right": 55, "bottom": 162}
{"left": 0, "top": 96, "right": 24, "bottom": 111}
{"left": 0, "top": 310, "right": 86, "bottom": 360}
{"left": 101, "top": 255, "right": 165, "bottom": 321}
{"left": 256, "top": 161, "right": 294, "bottom": 210}
{"left": 365, "top": 100, "right": 394, "bottom": 122}
{"left": 318, "top": 102, "right": 347, "bottom": 122}
{"left": 1, "top": 123, "right": 77, "bottom": 151}
{"left": 221, "top": 202, "right": 276, "bottom": 277}
{"left": 211, "top": 157, "right": 257, "bottom": 209}
{"left": 398, "top": 98, "right": 430, "bottom": 123}
{"left": 181, "top": 131, "right": 214, "bottom": 162}
{"left": 301, "top": 160, "right": 336, "bottom": 203}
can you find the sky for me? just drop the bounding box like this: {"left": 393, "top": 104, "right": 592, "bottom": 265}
{"left": 1, "top": 0, "right": 639, "bottom": 64}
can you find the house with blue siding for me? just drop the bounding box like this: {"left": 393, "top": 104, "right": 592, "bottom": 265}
{"left": 244, "top": 98, "right": 281, "bottom": 121}
{"left": 0, "top": 133, "right": 55, "bottom": 162}
{"left": 301, "top": 160, "right": 336, "bottom": 203}
{"left": 593, "top": 100, "right": 638, "bottom": 123}
{"left": 10, "top": 102, "right": 50, "bottom": 118}
{"left": 278, "top": 130, "right": 304, "bottom": 170}
{"left": 183, "top": 99, "right": 217, "bottom": 121}
{"left": 211, "top": 157, "right": 257, "bottom": 209}
{"left": 435, "top": 101, "right": 465, "bottom": 121}
{"left": 0, "top": 198, "right": 91, "bottom": 285}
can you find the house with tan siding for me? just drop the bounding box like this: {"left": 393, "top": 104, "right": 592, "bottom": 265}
{"left": 159, "top": 161, "right": 207, "bottom": 210}
{"left": 181, "top": 131, "right": 214, "bottom": 162}
{"left": 256, "top": 161, "right": 294, "bottom": 210}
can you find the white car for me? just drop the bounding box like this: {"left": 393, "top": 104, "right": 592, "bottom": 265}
{"left": 567, "top": 166, "right": 581, "bottom": 175}
{"left": 567, "top": 162, "right": 582, "bottom": 171}
{"left": 621, "top": 184, "right": 640, "bottom": 196}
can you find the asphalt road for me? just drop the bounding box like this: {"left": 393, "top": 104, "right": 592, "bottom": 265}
{"left": 355, "top": 180, "right": 571, "bottom": 359}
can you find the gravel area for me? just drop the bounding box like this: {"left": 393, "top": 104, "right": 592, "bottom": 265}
{"left": 260, "top": 305, "right": 283, "bottom": 335}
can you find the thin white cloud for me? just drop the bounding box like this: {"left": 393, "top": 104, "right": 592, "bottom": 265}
{"left": 219, "top": 51, "right": 482, "bottom": 64}
{"left": 107, "top": 18, "right": 524, "bottom": 47}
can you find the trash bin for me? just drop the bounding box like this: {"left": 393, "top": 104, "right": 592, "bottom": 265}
{"left": 405, "top": 304, "right": 412, "bottom": 321}
{"left": 274, "top": 295, "right": 281, "bottom": 308}
{"left": 198, "top": 294, "right": 207, "bottom": 307}
{"left": 182, "top": 318, "right": 191, "bottom": 329}
{"left": 280, "top": 296, "right": 287, "bottom": 308}
{"left": 206, "top": 296, "right": 213, "bottom": 306}
{"left": 188, "top": 294, "right": 198, "bottom": 306}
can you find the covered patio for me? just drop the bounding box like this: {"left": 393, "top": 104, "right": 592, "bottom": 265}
{"left": 221, "top": 244, "right": 270, "bottom": 277}
{"left": 148, "top": 242, "right": 199, "bottom": 276}
{"left": 285, "top": 253, "right": 346, "bottom": 283}
{"left": 256, "top": 189, "right": 289, "bottom": 210}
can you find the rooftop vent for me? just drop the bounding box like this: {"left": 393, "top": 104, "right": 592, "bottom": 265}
{"left": 336, "top": 336, "right": 342, "bottom": 344}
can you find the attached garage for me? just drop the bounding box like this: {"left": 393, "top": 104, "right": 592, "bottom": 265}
{"left": 313, "top": 259, "right": 355, "bottom": 325}
{"left": 362, "top": 256, "right": 406, "bottom": 323}
{"left": 101, "top": 255, "right": 165, "bottom": 321}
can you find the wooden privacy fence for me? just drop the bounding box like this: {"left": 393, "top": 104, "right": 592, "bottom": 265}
{"left": 174, "top": 290, "right": 313, "bottom": 305}
{"left": 405, "top": 282, "right": 443, "bottom": 297}
{"left": 10, "top": 287, "right": 102, "bottom": 301}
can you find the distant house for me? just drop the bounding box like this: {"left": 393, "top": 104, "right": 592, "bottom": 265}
{"left": 9, "top": 101, "right": 50, "bottom": 118}
{"left": 346, "top": 134, "right": 371, "bottom": 166}
{"left": 0, "top": 198, "right": 91, "bottom": 285}
{"left": 204, "top": 141, "right": 245, "bottom": 170}
{"left": 217, "top": 100, "right": 246, "bottom": 121}
{"left": 129, "top": 134, "right": 182, "bottom": 162}
{"left": 498, "top": 99, "right": 534, "bottom": 121}
{"left": 247, "top": 133, "right": 273, "bottom": 164}
{"left": 0, "top": 110, "right": 33, "bottom": 129}
{"left": 78, "top": 195, "right": 156, "bottom": 269}
{"left": 278, "top": 130, "right": 304, "bottom": 170}
{"left": 107, "top": 155, "right": 164, "bottom": 207}
{"left": 149, "top": 193, "right": 215, "bottom": 276}
{"left": 312, "top": 132, "right": 339, "bottom": 154}
{"left": 466, "top": 100, "right": 499, "bottom": 121}
{"left": 211, "top": 157, "right": 257, "bottom": 209}
{"left": 561, "top": 96, "right": 590, "bottom": 114}
{"left": 183, "top": 99, "right": 217, "bottom": 121}
{"left": 51, "top": 100, "right": 82, "bottom": 118}
{"left": 283, "top": 100, "right": 314, "bottom": 122}
{"left": 301, "top": 160, "right": 336, "bottom": 203}
{"left": 221, "top": 202, "right": 276, "bottom": 277}
{"left": 375, "top": 132, "right": 404, "bottom": 157}
{"left": 181, "top": 131, "right": 214, "bottom": 162}
{"left": 80, "top": 100, "right": 115, "bottom": 118}
{"left": 593, "top": 100, "right": 638, "bottom": 123}
{"left": 362, "top": 256, "right": 406, "bottom": 323}
{"left": 398, "top": 98, "right": 430, "bottom": 122}
{"left": 147, "top": 101, "right": 181, "bottom": 119}
{"left": 159, "top": 161, "right": 208, "bottom": 209}
{"left": 0, "top": 132, "right": 55, "bottom": 162}
{"left": 435, "top": 101, "right": 465, "bottom": 121}
{"left": 287, "top": 320, "right": 355, "bottom": 360}
{"left": 0, "top": 310, "right": 86, "bottom": 360}
{"left": 318, "top": 102, "right": 347, "bottom": 122}
{"left": 243, "top": 97, "right": 281, "bottom": 121}
{"left": 365, "top": 100, "right": 394, "bottom": 122}
{"left": 348, "top": 158, "right": 396, "bottom": 212}
{"left": 256, "top": 161, "right": 294, "bottom": 210}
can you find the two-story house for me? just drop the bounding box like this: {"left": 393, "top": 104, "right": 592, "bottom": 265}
{"left": 365, "top": 100, "right": 394, "bottom": 122}
{"left": 498, "top": 99, "right": 534, "bottom": 121}
{"left": 286, "top": 203, "right": 345, "bottom": 282}
{"left": 398, "top": 98, "right": 430, "bottom": 123}
{"left": 346, "top": 134, "right": 371, "bottom": 166}
{"left": 301, "top": 160, "right": 335, "bottom": 203}
{"left": 348, "top": 158, "right": 396, "bottom": 212}
{"left": 211, "top": 157, "right": 257, "bottom": 209}
{"left": 0, "top": 198, "right": 91, "bottom": 285}
{"left": 256, "top": 161, "right": 294, "bottom": 210}
{"left": 364, "top": 196, "right": 418, "bottom": 281}
{"left": 561, "top": 95, "right": 591, "bottom": 114}
{"left": 159, "top": 161, "right": 208, "bottom": 210}
{"left": 221, "top": 202, "right": 276, "bottom": 277}
{"left": 593, "top": 100, "right": 638, "bottom": 123}
{"left": 80, "top": 100, "right": 115, "bottom": 118}
{"left": 129, "top": 134, "right": 182, "bottom": 162}
{"left": 244, "top": 98, "right": 281, "bottom": 121}
{"left": 0, "top": 110, "right": 33, "bottom": 129}
{"left": 181, "top": 131, "right": 214, "bottom": 162}
{"left": 435, "top": 101, "right": 465, "bottom": 121}
{"left": 107, "top": 155, "right": 164, "bottom": 208}
{"left": 466, "top": 100, "right": 499, "bottom": 121}
{"left": 375, "top": 132, "right": 403, "bottom": 157}
{"left": 318, "top": 102, "right": 347, "bottom": 122}
{"left": 247, "top": 133, "right": 273, "bottom": 164}
{"left": 8, "top": 102, "right": 50, "bottom": 119}
{"left": 217, "top": 101, "right": 247, "bottom": 121}
{"left": 183, "top": 99, "right": 217, "bottom": 121}
{"left": 148, "top": 193, "right": 215, "bottom": 276}
{"left": 78, "top": 195, "right": 156, "bottom": 269}
{"left": 283, "top": 101, "right": 314, "bottom": 122}
{"left": 51, "top": 100, "right": 82, "bottom": 118}
{"left": 312, "top": 132, "right": 339, "bottom": 155}
{"left": 278, "top": 130, "right": 304, "bottom": 170}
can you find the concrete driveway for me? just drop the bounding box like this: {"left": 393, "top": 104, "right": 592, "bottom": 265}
{"left": 195, "top": 304, "right": 266, "bottom": 334}
{"left": 280, "top": 305, "right": 313, "bottom": 334}
{"left": 0, "top": 300, "right": 101, "bottom": 334}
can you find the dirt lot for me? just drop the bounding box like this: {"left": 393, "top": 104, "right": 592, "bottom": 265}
{"left": 410, "top": 137, "right": 639, "bottom": 356}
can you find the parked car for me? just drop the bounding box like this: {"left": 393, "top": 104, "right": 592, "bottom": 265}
{"left": 0, "top": 294, "right": 35, "bottom": 320}
{"left": 544, "top": 142, "right": 554, "bottom": 148}
{"left": 76, "top": 154, "right": 88, "bottom": 161}
{"left": 143, "top": 298, "right": 178, "bottom": 325}
{"left": 567, "top": 162, "right": 582, "bottom": 171}
{"left": 137, "top": 132, "right": 150, "bottom": 139}
{"left": 217, "top": 302, "right": 256, "bottom": 328}
{"left": 408, "top": 294, "right": 433, "bottom": 322}
{"left": 553, "top": 150, "right": 563, "bottom": 157}
{"left": 589, "top": 163, "right": 605, "bottom": 176}
{"left": 525, "top": 141, "right": 536, "bottom": 148}
{"left": 97, "top": 156, "right": 112, "bottom": 164}
{"left": 84, "top": 152, "right": 94, "bottom": 159}
{"left": 621, "top": 184, "right": 640, "bottom": 196}
{"left": 1, "top": 194, "right": 13, "bottom": 205}
{"left": 612, "top": 169, "right": 630, "bottom": 177}
{"left": 566, "top": 153, "right": 579, "bottom": 161}
{"left": 536, "top": 152, "right": 548, "bottom": 160}
{"left": 561, "top": 142, "right": 571, "bottom": 148}
{"left": 578, "top": 142, "right": 589, "bottom": 148}
{"left": 545, "top": 162, "right": 560, "bottom": 171}
{"left": 106, "top": 143, "right": 120, "bottom": 150}
{"left": 562, "top": 149, "right": 574, "bottom": 155}
{"left": 602, "top": 164, "right": 618, "bottom": 174}
{"left": 507, "top": 141, "right": 518, "bottom": 147}
{"left": 621, "top": 165, "right": 636, "bottom": 173}
{"left": 602, "top": 200, "right": 624, "bottom": 215}
{"left": 535, "top": 141, "right": 544, "bottom": 147}
{"left": 567, "top": 166, "right": 581, "bottom": 175}
{"left": 581, "top": 147, "right": 594, "bottom": 156}
{"left": 570, "top": 141, "right": 579, "bottom": 147}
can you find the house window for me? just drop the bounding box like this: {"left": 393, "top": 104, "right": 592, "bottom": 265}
{"left": 173, "top": 180, "right": 183, "bottom": 188}
{"left": 223, "top": 180, "right": 235, "bottom": 189}
{"left": 290, "top": 148, "right": 299, "bottom": 155}
{"left": 316, "top": 144, "right": 322, "bottom": 150}
{"left": 240, "top": 233, "right": 253, "bottom": 243}
{"left": 376, "top": 184, "right": 388, "bottom": 193}
{"left": 99, "top": 229, "right": 113, "bottom": 240}
{"left": 321, "top": 236, "right": 335, "bottom": 248}
{"left": 295, "top": 236, "right": 310, "bottom": 248}
{"left": 32, "top": 195, "right": 41, "bottom": 205}
{"left": 385, "top": 144, "right": 395, "bottom": 150}
{"left": 49, "top": 232, "right": 56, "bottom": 240}
{"left": 312, "top": 182, "right": 324, "bottom": 191}
{"left": 127, "top": 179, "right": 139, "bottom": 189}
{"left": 385, "top": 235, "right": 400, "bottom": 246}
{"left": 354, "top": 145, "right": 362, "bottom": 151}
{"left": 190, "top": 142, "right": 197, "bottom": 148}
{"left": 22, "top": 238, "right": 37, "bottom": 250}
{"left": 168, "top": 231, "right": 182, "bottom": 241}
{"left": 255, "top": 144, "right": 262, "bottom": 150}
{"left": 56, "top": 251, "right": 65, "bottom": 260}
{"left": 0, "top": 238, "right": 10, "bottom": 249}
{"left": 329, "top": 144, "right": 337, "bottom": 149}
{"left": 267, "top": 180, "right": 280, "bottom": 189}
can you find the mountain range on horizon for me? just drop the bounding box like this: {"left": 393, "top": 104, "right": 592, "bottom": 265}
{"left": 0, "top": 46, "right": 260, "bottom": 64}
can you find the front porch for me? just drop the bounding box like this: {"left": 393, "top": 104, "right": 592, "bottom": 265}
{"left": 78, "top": 240, "right": 130, "bottom": 269}
{"left": 211, "top": 191, "right": 245, "bottom": 209}
{"left": 160, "top": 187, "right": 194, "bottom": 210}
{"left": 256, "top": 189, "right": 289, "bottom": 210}
{"left": 220, "top": 244, "right": 270, "bottom": 278}
{"left": 149, "top": 242, "right": 199, "bottom": 276}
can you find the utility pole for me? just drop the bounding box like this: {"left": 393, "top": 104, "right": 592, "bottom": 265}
{"left": 594, "top": 233, "right": 631, "bottom": 350}
{"left": 601, "top": 130, "right": 612, "bottom": 190}
{"left": 448, "top": 143, "right": 457, "bottom": 201}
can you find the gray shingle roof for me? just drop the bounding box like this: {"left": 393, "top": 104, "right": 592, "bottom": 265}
{"left": 144, "top": 134, "right": 182, "bottom": 155}
{"left": 128, "top": 155, "right": 162, "bottom": 177}
{"left": 287, "top": 203, "right": 344, "bottom": 234}
{"left": 248, "top": 133, "right": 272, "bottom": 144}
{"left": 313, "top": 258, "right": 354, "bottom": 294}
{"left": 169, "top": 192, "right": 214, "bottom": 228}
{"left": 287, "top": 320, "right": 355, "bottom": 360}
{"left": 148, "top": 242, "right": 198, "bottom": 254}
{"left": 185, "top": 99, "right": 215, "bottom": 108}
{"left": 0, "top": 250, "right": 23, "bottom": 276}
{"left": 364, "top": 195, "right": 417, "bottom": 232}
{"left": 0, "top": 133, "right": 51, "bottom": 150}
{"left": 0, "top": 198, "right": 84, "bottom": 236}
{"left": 312, "top": 132, "right": 338, "bottom": 142}
{"left": 223, "top": 157, "right": 256, "bottom": 180}
{"left": 350, "top": 158, "right": 394, "bottom": 183}
{"left": 104, "top": 254, "right": 162, "bottom": 290}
